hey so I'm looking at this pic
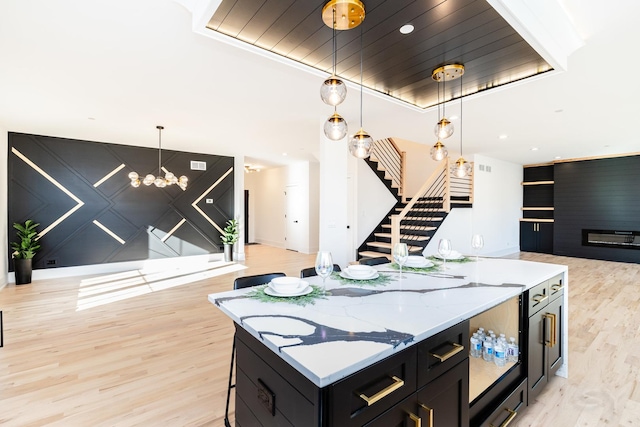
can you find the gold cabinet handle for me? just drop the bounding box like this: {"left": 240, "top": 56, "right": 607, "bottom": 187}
{"left": 429, "top": 342, "right": 464, "bottom": 362}
{"left": 408, "top": 412, "right": 421, "bottom": 427}
{"left": 532, "top": 294, "right": 548, "bottom": 304}
{"left": 490, "top": 408, "right": 518, "bottom": 427}
{"left": 359, "top": 375, "right": 404, "bottom": 406}
{"left": 419, "top": 403, "right": 433, "bottom": 427}
{"left": 544, "top": 312, "right": 557, "bottom": 347}
{"left": 550, "top": 284, "right": 563, "bottom": 292}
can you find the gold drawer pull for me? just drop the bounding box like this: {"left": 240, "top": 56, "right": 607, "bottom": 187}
{"left": 430, "top": 342, "right": 464, "bottom": 362}
{"left": 544, "top": 312, "right": 557, "bottom": 347}
{"left": 550, "top": 284, "right": 563, "bottom": 292}
{"left": 409, "top": 412, "right": 421, "bottom": 427}
{"left": 419, "top": 403, "right": 433, "bottom": 427}
{"left": 490, "top": 408, "right": 517, "bottom": 427}
{"left": 532, "top": 294, "right": 548, "bottom": 304}
{"left": 359, "top": 375, "right": 404, "bottom": 406}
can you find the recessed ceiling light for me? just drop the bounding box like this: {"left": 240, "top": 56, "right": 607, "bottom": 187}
{"left": 498, "top": 134, "right": 508, "bottom": 140}
{"left": 282, "top": 152, "right": 288, "bottom": 156}
{"left": 554, "top": 156, "right": 562, "bottom": 159}
{"left": 530, "top": 147, "right": 539, "bottom": 151}
{"left": 449, "top": 115, "right": 459, "bottom": 121}
{"left": 399, "top": 24, "right": 414, "bottom": 34}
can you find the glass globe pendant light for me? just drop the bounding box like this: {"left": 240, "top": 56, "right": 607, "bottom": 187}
{"left": 324, "top": 109, "right": 348, "bottom": 140}
{"left": 449, "top": 64, "right": 471, "bottom": 178}
{"left": 349, "top": 24, "right": 373, "bottom": 159}
{"left": 320, "top": 5, "right": 346, "bottom": 107}
{"left": 430, "top": 141, "right": 448, "bottom": 161}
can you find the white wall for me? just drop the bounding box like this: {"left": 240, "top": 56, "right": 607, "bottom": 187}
{"left": 393, "top": 138, "right": 441, "bottom": 196}
{"left": 355, "top": 160, "right": 398, "bottom": 248}
{"left": 245, "top": 166, "right": 287, "bottom": 248}
{"left": 245, "top": 160, "right": 319, "bottom": 254}
{"left": 0, "top": 127, "right": 7, "bottom": 288}
{"left": 422, "top": 155, "right": 522, "bottom": 257}
{"left": 319, "top": 135, "right": 350, "bottom": 267}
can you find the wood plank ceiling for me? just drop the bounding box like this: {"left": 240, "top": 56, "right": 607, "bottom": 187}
{"left": 207, "top": 0, "right": 551, "bottom": 109}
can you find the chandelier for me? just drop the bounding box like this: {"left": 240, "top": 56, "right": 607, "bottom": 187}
{"left": 430, "top": 64, "right": 464, "bottom": 161}
{"left": 128, "top": 126, "right": 188, "bottom": 190}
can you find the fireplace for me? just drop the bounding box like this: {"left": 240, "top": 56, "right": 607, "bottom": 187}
{"left": 582, "top": 229, "right": 640, "bottom": 250}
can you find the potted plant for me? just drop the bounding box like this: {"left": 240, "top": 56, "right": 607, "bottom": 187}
{"left": 11, "top": 219, "right": 41, "bottom": 285}
{"left": 220, "top": 219, "right": 239, "bottom": 262}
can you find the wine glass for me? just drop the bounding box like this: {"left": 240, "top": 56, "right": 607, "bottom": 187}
{"left": 471, "top": 234, "right": 484, "bottom": 262}
{"left": 393, "top": 243, "right": 409, "bottom": 279}
{"left": 438, "top": 239, "right": 452, "bottom": 270}
{"left": 315, "top": 251, "right": 334, "bottom": 290}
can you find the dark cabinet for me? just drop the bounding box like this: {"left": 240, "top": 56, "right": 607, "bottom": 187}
{"left": 520, "top": 221, "right": 553, "bottom": 253}
{"left": 365, "top": 359, "right": 469, "bottom": 427}
{"left": 527, "top": 275, "right": 564, "bottom": 402}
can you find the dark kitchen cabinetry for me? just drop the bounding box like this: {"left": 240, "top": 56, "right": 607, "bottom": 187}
{"left": 527, "top": 274, "right": 564, "bottom": 402}
{"left": 521, "top": 164, "right": 555, "bottom": 254}
{"left": 520, "top": 221, "right": 554, "bottom": 253}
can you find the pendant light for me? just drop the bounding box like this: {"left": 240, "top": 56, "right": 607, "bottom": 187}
{"left": 128, "top": 126, "right": 188, "bottom": 190}
{"left": 320, "top": 5, "right": 347, "bottom": 107}
{"left": 324, "top": 109, "right": 348, "bottom": 140}
{"left": 430, "top": 64, "right": 464, "bottom": 161}
{"left": 450, "top": 64, "right": 471, "bottom": 178}
{"left": 349, "top": 24, "right": 373, "bottom": 159}
{"left": 432, "top": 64, "right": 462, "bottom": 140}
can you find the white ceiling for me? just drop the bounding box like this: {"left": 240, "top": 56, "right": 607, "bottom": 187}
{"left": 0, "top": 0, "right": 639, "bottom": 169}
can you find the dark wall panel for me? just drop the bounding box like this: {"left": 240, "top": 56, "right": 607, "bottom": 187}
{"left": 554, "top": 156, "right": 640, "bottom": 263}
{"left": 8, "top": 132, "right": 234, "bottom": 271}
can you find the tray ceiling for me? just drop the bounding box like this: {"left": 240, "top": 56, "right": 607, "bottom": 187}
{"left": 207, "top": 0, "right": 551, "bottom": 109}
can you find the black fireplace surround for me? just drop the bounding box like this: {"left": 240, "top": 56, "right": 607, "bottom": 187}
{"left": 582, "top": 229, "right": 640, "bottom": 250}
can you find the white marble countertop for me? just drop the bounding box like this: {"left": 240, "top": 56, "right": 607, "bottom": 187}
{"left": 208, "top": 258, "right": 567, "bottom": 387}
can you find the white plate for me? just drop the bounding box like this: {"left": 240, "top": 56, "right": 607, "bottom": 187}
{"left": 433, "top": 253, "right": 464, "bottom": 260}
{"left": 268, "top": 280, "right": 309, "bottom": 295}
{"left": 404, "top": 256, "right": 432, "bottom": 268}
{"left": 340, "top": 271, "right": 379, "bottom": 280}
{"left": 264, "top": 284, "right": 312, "bottom": 297}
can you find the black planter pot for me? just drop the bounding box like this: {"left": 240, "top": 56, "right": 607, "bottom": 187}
{"left": 14, "top": 258, "right": 33, "bottom": 285}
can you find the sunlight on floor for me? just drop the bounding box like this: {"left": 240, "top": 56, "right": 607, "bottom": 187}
{"left": 76, "top": 260, "right": 247, "bottom": 311}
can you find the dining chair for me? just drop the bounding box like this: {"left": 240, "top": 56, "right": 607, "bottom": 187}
{"left": 299, "top": 264, "right": 341, "bottom": 278}
{"left": 359, "top": 256, "right": 390, "bottom": 266}
{"left": 225, "top": 272, "right": 285, "bottom": 427}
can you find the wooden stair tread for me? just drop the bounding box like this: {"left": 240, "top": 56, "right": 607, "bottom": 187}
{"left": 367, "top": 241, "right": 423, "bottom": 251}
{"left": 358, "top": 251, "right": 392, "bottom": 260}
{"left": 382, "top": 224, "right": 437, "bottom": 231}
{"left": 391, "top": 216, "right": 444, "bottom": 222}
{"left": 374, "top": 233, "right": 430, "bottom": 241}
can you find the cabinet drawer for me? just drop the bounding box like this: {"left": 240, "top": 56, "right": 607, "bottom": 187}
{"left": 548, "top": 274, "right": 564, "bottom": 302}
{"left": 418, "top": 320, "right": 469, "bottom": 387}
{"left": 328, "top": 346, "right": 417, "bottom": 427}
{"left": 528, "top": 280, "right": 549, "bottom": 316}
{"left": 235, "top": 338, "right": 315, "bottom": 427}
{"left": 480, "top": 378, "right": 527, "bottom": 427}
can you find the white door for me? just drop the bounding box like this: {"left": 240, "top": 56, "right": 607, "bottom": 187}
{"left": 285, "top": 185, "right": 303, "bottom": 251}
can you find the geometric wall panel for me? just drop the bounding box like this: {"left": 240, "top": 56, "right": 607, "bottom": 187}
{"left": 8, "top": 132, "right": 234, "bottom": 271}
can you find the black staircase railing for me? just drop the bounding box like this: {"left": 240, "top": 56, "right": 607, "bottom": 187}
{"left": 391, "top": 158, "right": 450, "bottom": 250}
{"left": 371, "top": 138, "right": 405, "bottom": 200}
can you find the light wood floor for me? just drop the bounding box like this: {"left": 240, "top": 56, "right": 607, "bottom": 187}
{"left": 0, "top": 246, "right": 639, "bottom": 426}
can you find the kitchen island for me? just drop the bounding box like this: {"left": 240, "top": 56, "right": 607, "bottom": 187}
{"left": 209, "top": 257, "right": 568, "bottom": 426}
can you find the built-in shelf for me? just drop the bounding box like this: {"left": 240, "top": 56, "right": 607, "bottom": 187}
{"left": 521, "top": 207, "right": 554, "bottom": 211}
{"left": 521, "top": 181, "right": 554, "bottom": 185}
{"left": 520, "top": 218, "right": 554, "bottom": 223}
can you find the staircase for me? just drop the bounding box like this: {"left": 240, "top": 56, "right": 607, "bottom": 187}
{"left": 358, "top": 147, "right": 473, "bottom": 260}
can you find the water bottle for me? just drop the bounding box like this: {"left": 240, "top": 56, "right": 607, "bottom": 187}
{"left": 494, "top": 339, "right": 506, "bottom": 367}
{"left": 470, "top": 334, "right": 482, "bottom": 358}
{"left": 507, "top": 337, "right": 519, "bottom": 363}
{"left": 482, "top": 336, "right": 493, "bottom": 362}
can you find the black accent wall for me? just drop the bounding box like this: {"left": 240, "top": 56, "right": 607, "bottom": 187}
{"left": 554, "top": 155, "right": 640, "bottom": 263}
{"left": 8, "top": 132, "right": 234, "bottom": 271}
